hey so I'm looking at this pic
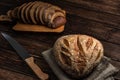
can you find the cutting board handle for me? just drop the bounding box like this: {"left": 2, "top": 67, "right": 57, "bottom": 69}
{"left": 0, "top": 15, "right": 12, "bottom": 22}
{"left": 25, "top": 57, "right": 49, "bottom": 80}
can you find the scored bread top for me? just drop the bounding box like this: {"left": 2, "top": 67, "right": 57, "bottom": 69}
{"left": 53, "top": 34, "right": 104, "bottom": 78}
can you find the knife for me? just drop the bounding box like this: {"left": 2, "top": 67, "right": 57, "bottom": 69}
{"left": 1, "top": 32, "right": 49, "bottom": 80}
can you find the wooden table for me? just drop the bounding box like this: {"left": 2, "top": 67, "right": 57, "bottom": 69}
{"left": 0, "top": 0, "right": 120, "bottom": 80}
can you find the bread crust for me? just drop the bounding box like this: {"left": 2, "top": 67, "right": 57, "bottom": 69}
{"left": 53, "top": 34, "right": 104, "bottom": 78}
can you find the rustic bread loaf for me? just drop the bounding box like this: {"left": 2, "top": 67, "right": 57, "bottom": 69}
{"left": 53, "top": 34, "right": 104, "bottom": 78}
{"left": 7, "top": 1, "right": 66, "bottom": 28}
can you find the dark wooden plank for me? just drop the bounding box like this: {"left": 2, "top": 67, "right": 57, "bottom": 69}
{"left": 0, "top": 1, "right": 31, "bottom": 14}
{"left": 102, "top": 41, "right": 120, "bottom": 62}
{"left": 62, "top": 0, "right": 120, "bottom": 16}
{"left": 65, "top": 14, "right": 120, "bottom": 45}
{"left": 78, "top": 0, "right": 120, "bottom": 7}
{"left": 0, "top": 68, "right": 37, "bottom": 80}
{"left": 66, "top": 8, "right": 120, "bottom": 29}
{"left": 0, "top": 0, "right": 33, "bottom": 4}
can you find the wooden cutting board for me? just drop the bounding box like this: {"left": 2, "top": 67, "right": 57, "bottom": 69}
{"left": 13, "top": 23, "right": 64, "bottom": 33}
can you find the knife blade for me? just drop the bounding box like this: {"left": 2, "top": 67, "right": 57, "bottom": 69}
{"left": 1, "top": 32, "right": 49, "bottom": 80}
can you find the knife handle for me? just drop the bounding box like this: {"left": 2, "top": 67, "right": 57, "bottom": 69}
{"left": 25, "top": 57, "right": 49, "bottom": 80}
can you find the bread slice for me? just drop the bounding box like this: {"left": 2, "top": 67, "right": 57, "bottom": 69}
{"left": 20, "top": 2, "right": 30, "bottom": 23}
{"left": 30, "top": 2, "right": 39, "bottom": 24}
{"left": 35, "top": 3, "right": 45, "bottom": 24}
{"left": 17, "top": 3, "right": 27, "bottom": 21}
{"left": 34, "top": 2, "right": 41, "bottom": 24}
{"left": 24, "top": 2, "right": 32, "bottom": 23}
{"left": 25, "top": 2, "right": 35, "bottom": 23}
{"left": 39, "top": 3, "right": 49, "bottom": 24}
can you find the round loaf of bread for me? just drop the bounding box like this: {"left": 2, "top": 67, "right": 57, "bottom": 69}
{"left": 53, "top": 34, "right": 104, "bottom": 78}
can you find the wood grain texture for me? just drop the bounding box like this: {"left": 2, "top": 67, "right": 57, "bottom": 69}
{"left": 0, "top": 68, "right": 38, "bottom": 80}
{"left": 0, "top": 0, "right": 120, "bottom": 80}
{"left": 13, "top": 23, "right": 64, "bottom": 33}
